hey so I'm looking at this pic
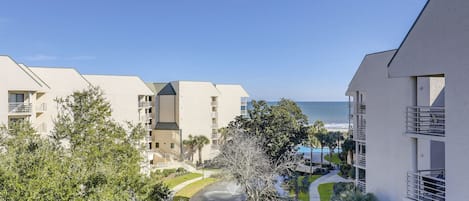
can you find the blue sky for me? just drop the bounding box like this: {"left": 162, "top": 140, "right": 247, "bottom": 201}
{"left": 0, "top": 0, "right": 426, "bottom": 101}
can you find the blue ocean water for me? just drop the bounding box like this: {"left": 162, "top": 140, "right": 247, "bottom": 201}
{"left": 248, "top": 101, "right": 349, "bottom": 130}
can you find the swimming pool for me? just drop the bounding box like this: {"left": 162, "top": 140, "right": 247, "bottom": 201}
{"left": 297, "top": 146, "right": 341, "bottom": 154}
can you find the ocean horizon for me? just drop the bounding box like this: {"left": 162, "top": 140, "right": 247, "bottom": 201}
{"left": 248, "top": 101, "right": 349, "bottom": 131}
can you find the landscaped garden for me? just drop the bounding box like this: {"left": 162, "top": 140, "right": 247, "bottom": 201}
{"left": 318, "top": 182, "right": 335, "bottom": 201}
{"left": 288, "top": 175, "right": 322, "bottom": 201}
{"left": 163, "top": 172, "right": 203, "bottom": 189}
{"left": 173, "top": 178, "right": 218, "bottom": 201}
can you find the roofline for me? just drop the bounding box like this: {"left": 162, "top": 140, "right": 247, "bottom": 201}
{"left": 20, "top": 64, "right": 51, "bottom": 89}
{"left": 365, "top": 49, "right": 398, "bottom": 57}
{"left": 387, "top": 0, "right": 430, "bottom": 67}
{"left": 29, "top": 66, "right": 92, "bottom": 86}
{"left": 2, "top": 56, "right": 46, "bottom": 88}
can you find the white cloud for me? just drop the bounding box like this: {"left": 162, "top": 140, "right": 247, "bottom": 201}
{"left": 24, "top": 54, "right": 58, "bottom": 61}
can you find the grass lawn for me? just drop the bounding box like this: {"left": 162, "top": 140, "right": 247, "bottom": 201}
{"left": 173, "top": 178, "right": 217, "bottom": 200}
{"left": 324, "top": 153, "right": 341, "bottom": 164}
{"left": 318, "top": 182, "right": 335, "bottom": 201}
{"left": 163, "top": 173, "right": 203, "bottom": 189}
{"left": 289, "top": 175, "right": 323, "bottom": 201}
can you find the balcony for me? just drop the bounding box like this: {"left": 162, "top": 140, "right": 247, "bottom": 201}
{"left": 355, "top": 127, "right": 366, "bottom": 141}
{"left": 146, "top": 136, "right": 152, "bottom": 142}
{"left": 211, "top": 123, "right": 218, "bottom": 129}
{"left": 407, "top": 169, "right": 445, "bottom": 201}
{"left": 357, "top": 153, "right": 366, "bottom": 168}
{"left": 357, "top": 180, "right": 366, "bottom": 193}
{"left": 9, "top": 102, "right": 32, "bottom": 114}
{"left": 211, "top": 101, "right": 218, "bottom": 106}
{"left": 211, "top": 144, "right": 220, "bottom": 149}
{"left": 145, "top": 124, "right": 152, "bottom": 130}
{"left": 211, "top": 133, "right": 219, "bottom": 139}
{"left": 36, "top": 103, "right": 47, "bottom": 113}
{"left": 356, "top": 104, "right": 366, "bottom": 114}
{"left": 138, "top": 101, "right": 151, "bottom": 108}
{"left": 211, "top": 112, "right": 218, "bottom": 118}
{"left": 406, "top": 106, "right": 445, "bottom": 137}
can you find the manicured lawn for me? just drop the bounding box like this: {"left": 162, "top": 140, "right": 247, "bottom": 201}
{"left": 289, "top": 175, "right": 323, "bottom": 201}
{"left": 173, "top": 178, "right": 217, "bottom": 200}
{"left": 163, "top": 173, "right": 203, "bottom": 189}
{"left": 318, "top": 182, "right": 335, "bottom": 201}
{"left": 324, "top": 153, "right": 341, "bottom": 164}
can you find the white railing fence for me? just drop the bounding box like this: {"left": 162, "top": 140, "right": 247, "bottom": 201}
{"left": 407, "top": 169, "right": 445, "bottom": 201}
{"left": 406, "top": 106, "right": 445, "bottom": 137}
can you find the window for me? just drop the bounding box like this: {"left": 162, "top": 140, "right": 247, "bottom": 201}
{"left": 149, "top": 131, "right": 152, "bottom": 136}
{"left": 148, "top": 108, "right": 152, "bottom": 113}
{"left": 9, "top": 93, "right": 24, "bottom": 103}
{"left": 148, "top": 96, "right": 152, "bottom": 102}
{"left": 155, "top": 142, "right": 159, "bottom": 148}
{"left": 241, "top": 105, "right": 247, "bottom": 110}
{"left": 149, "top": 143, "right": 152, "bottom": 150}
{"left": 150, "top": 160, "right": 154, "bottom": 165}
{"left": 170, "top": 143, "right": 174, "bottom": 149}
{"left": 211, "top": 97, "right": 217, "bottom": 102}
{"left": 212, "top": 107, "right": 217, "bottom": 112}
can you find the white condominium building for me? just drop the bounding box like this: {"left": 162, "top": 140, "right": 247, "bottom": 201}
{"left": 146, "top": 81, "right": 249, "bottom": 167}
{"left": 347, "top": 0, "right": 469, "bottom": 200}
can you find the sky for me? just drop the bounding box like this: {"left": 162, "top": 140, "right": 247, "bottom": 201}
{"left": 0, "top": 0, "right": 426, "bottom": 101}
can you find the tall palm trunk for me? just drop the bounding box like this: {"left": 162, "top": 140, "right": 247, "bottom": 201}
{"left": 320, "top": 146, "right": 324, "bottom": 165}
{"left": 310, "top": 144, "right": 313, "bottom": 175}
{"left": 198, "top": 147, "right": 203, "bottom": 164}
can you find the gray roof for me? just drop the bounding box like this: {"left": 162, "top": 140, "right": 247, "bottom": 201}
{"left": 146, "top": 82, "right": 167, "bottom": 94}
{"left": 155, "top": 122, "right": 179, "bottom": 130}
{"left": 158, "top": 83, "right": 176, "bottom": 95}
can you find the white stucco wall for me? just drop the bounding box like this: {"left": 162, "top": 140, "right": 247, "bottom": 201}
{"left": 215, "top": 84, "right": 249, "bottom": 127}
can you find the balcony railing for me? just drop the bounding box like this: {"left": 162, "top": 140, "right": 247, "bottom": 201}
{"left": 211, "top": 144, "right": 220, "bottom": 149}
{"left": 356, "top": 104, "right": 366, "bottom": 114}
{"left": 211, "top": 133, "right": 219, "bottom": 139}
{"left": 357, "top": 153, "right": 366, "bottom": 167}
{"left": 212, "top": 123, "right": 218, "bottom": 129}
{"left": 36, "top": 103, "right": 47, "bottom": 113}
{"left": 9, "top": 102, "right": 32, "bottom": 113}
{"left": 145, "top": 124, "right": 152, "bottom": 130}
{"left": 211, "top": 112, "right": 218, "bottom": 118}
{"left": 406, "top": 106, "right": 445, "bottom": 137}
{"left": 407, "top": 169, "right": 445, "bottom": 201}
{"left": 355, "top": 127, "right": 366, "bottom": 141}
{"left": 146, "top": 136, "right": 152, "bottom": 142}
{"left": 211, "top": 101, "right": 218, "bottom": 106}
{"left": 357, "top": 180, "right": 366, "bottom": 192}
{"left": 138, "top": 101, "right": 151, "bottom": 108}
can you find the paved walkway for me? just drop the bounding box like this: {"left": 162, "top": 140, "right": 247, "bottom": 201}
{"left": 309, "top": 170, "right": 352, "bottom": 201}
{"left": 171, "top": 169, "right": 215, "bottom": 193}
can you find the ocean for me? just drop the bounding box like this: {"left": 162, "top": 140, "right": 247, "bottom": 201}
{"left": 248, "top": 101, "right": 349, "bottom": 131}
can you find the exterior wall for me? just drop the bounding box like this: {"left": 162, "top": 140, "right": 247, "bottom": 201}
{"left": 215, "top": 85, "right": 249, "bottom": 127}
{"left": 389, "top": 0, "right": 469, "bottom": 77}
{"left": 28, "top": 67, "right": 90, "bottom": 135}
{"left": 175, "top": 81, "right": 220, "bottom": 162}
{"left": 347, "top": 51, "right": 415, "bottom": 201}
{"left": 158, "top": 95, "right": 176, "bottom": 122}
{"left": 154, "top": 129, "right": 180, "bottom": 156}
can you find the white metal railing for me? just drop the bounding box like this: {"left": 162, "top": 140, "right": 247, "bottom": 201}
{"left": 406, "top": 106, "right": 445, "bottom": 137}
{"left": 357, "top": 180, "right": 366, "bottom": 192}
{"left": 241, "top": 110, "right": 248, "bottom": 117}
{"left": 146, "top": 136, "right": 152, "bottom": 142}
{"left": 138, "top": 101, "right": 151, "bottom": 108}
{"left": 407, "top": 169, "right": 445, "bottom": 201}
{"left": 211, "top": 112, "right": 218, "bottom": 118}
{"left": 211, "top": 144, "right": 220, "bottom": 149}
{"left": 356, "top": 104, "right": 366, "bottom": 114}
{"left": 8, "top": 102, "right": 32, "bottom": 113}
{"left": 211, "top": 133, "right": 219, "bottom": 139}
{"left": 212, "top": 123, "right": 218, "bottom": 129}
{"left": 36, "top": 103, "right": 47, "bottom": 112}
{"left": 211, "top": 101, "right": 218, "bottom": 106}
{"left": 357, "top": 153, "right": 366, "bottom": 167}
{"left": 145, "top": 124, "right": 152, "bottom": 130}
{"left": 355, "top": 127, "right": 366, "bottom": 141}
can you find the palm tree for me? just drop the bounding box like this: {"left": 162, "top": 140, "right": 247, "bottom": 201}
{"left": 326, "top": 131, "right": 341, "bottom": 164}
{"left": 314, "top": 132, "right": 329, "bottom": 166}
{"left": 183, "top": 135, "right": 197, "bottom": 161}
{"left": 194, "top": 135, "right": 210, "bottom": 165}
{"left": 307, "top": 120, "right": 325, "bottom": 173}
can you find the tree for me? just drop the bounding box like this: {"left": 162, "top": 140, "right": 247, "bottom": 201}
{"left": 331, "top": 189, "right": 378, "bottom": 201}
{"left": 215, "top": 129, "right": 298, "bottom": 201}
{"left": 341, "top": 138, "right": 355, "bottom": 165}
{"left": 314, "top": 132, "right": 329, "bottom": 166}
{"left": 194, "top": 135, "right": 210, "bottom": 165}
{"left": 326, "top": 131, "right": 341, "bottom": 164}
{"left": 307, "top": 120, "right": 326, "bottom": 172}
{"left": 183, "top": 135, "right": 197, "bottom": 161}
{"left": 145, "top": 182, "right": 171, "bottom": 201}
{"left": 226, "top": 99, "right": 309, "bottom": 162}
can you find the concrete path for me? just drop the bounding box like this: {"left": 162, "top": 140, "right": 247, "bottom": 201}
{"left": 171, "top": 170, "right": 215, "bottom": 193}
{"left": 309, "top": 170, "right": 352, "bottom": 201}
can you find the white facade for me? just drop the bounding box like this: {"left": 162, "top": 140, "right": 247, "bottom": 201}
{"left": 346, "top": 0, "right": 469, "bottom": 200}
{"left": 148, "top": 81, "right": 249, "bottom": 166}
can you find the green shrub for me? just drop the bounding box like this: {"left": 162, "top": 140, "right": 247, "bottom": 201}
{"left": 173, "top": 196, "right": 190, "bottom": 201}
{"left": 331, "top": 189, "right": 378, "bottom": 201}
{"left": 339, "top": 164, "right": 352, "bottom": 178}
{"left": 333, "top": 182, "right": 355, "bottom": 195}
